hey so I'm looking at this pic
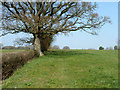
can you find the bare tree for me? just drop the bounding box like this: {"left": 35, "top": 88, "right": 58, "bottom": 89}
{"left": 14, "top": 37, "right": 33, "bottom": 47}
{"left": 52, "top": 45, "right": 60, "bottom": 49}
{"left": 1, "top": 2, "right": 111, "bottom": 56}
{"left": 63, "top": 46, "right": 70, "bottom": 49}
{"left": 106, "top": 47, "right": 113, "bottom": 50}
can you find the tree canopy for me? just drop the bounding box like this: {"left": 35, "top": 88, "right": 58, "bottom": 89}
{"left": 1, "top": 1, "right": 111, "bottom": 56}
{"left": 1, "top": 2, "right": 111, "bottom": 36}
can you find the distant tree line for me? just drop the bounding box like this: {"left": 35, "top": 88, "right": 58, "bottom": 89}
{"left": 2, "top": 45, "right": 33, "bottom": 50}
{"left": 2, "top": 45, "right": 71, "bottom": 50}
{"left": 99, "top": 45, "right": 118, "bottom": 50}
{"left": 50, "top": 45, "right": 70, "bottom": 50}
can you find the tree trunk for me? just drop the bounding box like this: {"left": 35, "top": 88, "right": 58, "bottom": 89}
{"left": 34, "top": 35, "right": 44, "bottom": 56}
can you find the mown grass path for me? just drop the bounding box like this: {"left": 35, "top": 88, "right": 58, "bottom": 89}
{"left": 2, "top": 50, "right": 118, "bottom": 88}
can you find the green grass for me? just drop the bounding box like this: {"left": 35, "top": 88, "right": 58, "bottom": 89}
{"left": 2, "top": 50, "right": 118, "bottom": 88}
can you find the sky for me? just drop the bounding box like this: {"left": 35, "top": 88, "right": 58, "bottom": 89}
{"left": 0, "top": 2, "right": 118, "bottom": 50}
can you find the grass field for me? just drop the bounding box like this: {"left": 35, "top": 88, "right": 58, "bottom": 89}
{"left": 2, "top": 50, "right": 118, "bottom": 88}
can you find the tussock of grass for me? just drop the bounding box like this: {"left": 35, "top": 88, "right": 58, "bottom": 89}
{"left": 2, "top": 50, "right": 118, "bottom": 88}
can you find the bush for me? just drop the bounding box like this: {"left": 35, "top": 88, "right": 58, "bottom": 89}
{"left": 16, "top": 46, "right": 30, "bottom": 50}
{"left": 41, "top": 35, "right": 54, "bottom": 52}
{"left": 63, "top": 46, "right": 70, "bottom": 50}
{"left": 114, "top": 45, "right": 118, "bottom": 50}
{"left": 99, "top": 46, "right": 104, "bottom": 50}
{"left": 2, "top": 50, "right": 36, "bottom": 80}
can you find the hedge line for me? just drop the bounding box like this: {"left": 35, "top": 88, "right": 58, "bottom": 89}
{"left": 2, "top": 50, "right": 36, "bottom": 80}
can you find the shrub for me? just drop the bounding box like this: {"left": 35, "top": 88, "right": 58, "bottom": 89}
{"left": 16, "top": 46, "right": 30, "bottom": 50}
{"left": 114, "top": 45, "right": 118, "bottom": 50}
{"left": 99, "top": 46, "right": 104, "bottom": 50}
{"left": 2, "top": 50, "right": 36, "bottom": 80}
{"left": 63, "top": 46, "right": 70, "bottom": 50}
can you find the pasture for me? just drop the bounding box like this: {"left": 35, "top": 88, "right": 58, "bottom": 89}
{"left": 2, "top": 50, "right": 118, "bottom": 88}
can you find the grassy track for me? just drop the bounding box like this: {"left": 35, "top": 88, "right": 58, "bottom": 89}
{"left": 2, "top": 50, "right": 118, "bottom": 88}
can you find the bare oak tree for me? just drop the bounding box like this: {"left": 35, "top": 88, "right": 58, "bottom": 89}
{"left": 1, "top": 2, "right": 111, "bottom": 56}
{"left": 14, "top": 37, "right": 33, "bottom": 47}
